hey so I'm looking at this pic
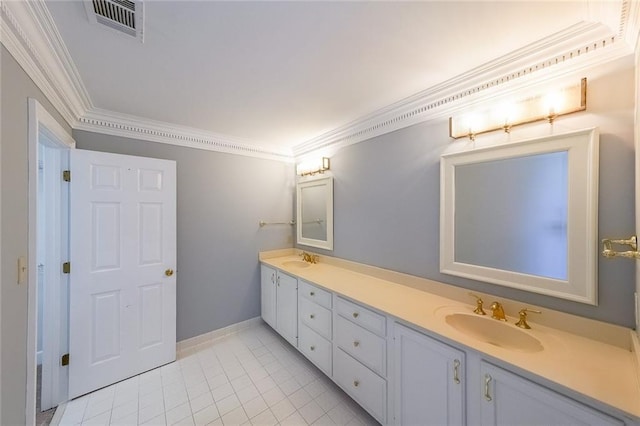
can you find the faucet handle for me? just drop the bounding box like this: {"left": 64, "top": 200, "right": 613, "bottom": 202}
{"left": 515, "top": 308, "right": 541, "bottom": 329}
{"left": 468, "top": 293, "right": 486, "bottom": 315}
{"left": 489, "top": 301, "right": 507, "bottom": 321}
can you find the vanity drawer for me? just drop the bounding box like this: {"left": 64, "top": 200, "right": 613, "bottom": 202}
{"left": 336, "top": 297, "right": 386, "bottom": 337}
{"left": 299, "top": 280, "right": 332, "bottom": 309}
{"left": 298, "top": 323, "right": 332, "bottom": 376}
{"left": 335, "top": 315, "right": 386, "bottom": 376}
{"left": 333, "top": 347, "right": 386, "bottom": 424}
{"left": 299, "top": 296, "right": 332, "bottom": 339}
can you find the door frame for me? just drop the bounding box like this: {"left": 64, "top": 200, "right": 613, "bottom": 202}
{"left": 26, "top": 99, "right": 75, "bottom": 424}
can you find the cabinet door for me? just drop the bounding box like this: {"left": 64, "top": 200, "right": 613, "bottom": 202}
{"left": 260, "top": 265, "right": 276, "bottom": 329}
{"left": 480, "top": 362, "right": 624, "bottom": 426}
{"left": 276, "top": 272, "right": 298, "bottom": 346}
{"left": 394, "top": 323, "right": 465, "bottom": 426}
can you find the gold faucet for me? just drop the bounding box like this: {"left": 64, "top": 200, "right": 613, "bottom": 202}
{"left": 468, "top": 293, "right": 486, "bottom": 315}
{"left": 300, "top": 251, "right": 319, "bottom": 264}
{"left": 515, "top": 308, "right": 541, "bottom": 329}
{"left": 490, "top": 302, "right": 507, "bottom": 321}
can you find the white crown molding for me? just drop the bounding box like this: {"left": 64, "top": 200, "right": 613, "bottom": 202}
{"left": 622, "top": 0, "right": 640, "bottom": 54}
{"left": 0, "top": 0, "right": 91, "bottom": 127}
{"left": 76, "top": 108, "right": 294, "bottom": 162}
{"left": 293, "top": 19, "right": 632, "bottom": 157}
{"left": 0, "top": 0, "right": 291, "bottom": 161}
{"left": 2, "top": 0, "right": 636, "bottom": 162}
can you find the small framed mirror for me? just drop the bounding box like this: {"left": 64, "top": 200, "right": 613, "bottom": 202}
{"left": 297, "top": 176, "right": 333, "bottom": 250}
{"left": 440, "top": 128, "right": 599, "bottom": 304}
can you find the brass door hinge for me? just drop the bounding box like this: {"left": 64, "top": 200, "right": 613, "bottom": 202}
{"left": 62, "top": 170, "right": 71, "bottom": 182}
{"left": 62, "top": 262, "right": 71, "bottom": 274}
{"left": 61, "top": 353, "right": 69, "bottom": 366}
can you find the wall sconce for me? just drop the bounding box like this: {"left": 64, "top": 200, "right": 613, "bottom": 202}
{"left": 296, "top": 157, "right": 330, "bottom": 176}
{"left": 449, "top": 78, "right": 587, "bottom": 141}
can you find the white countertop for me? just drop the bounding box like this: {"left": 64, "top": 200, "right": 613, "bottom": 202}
{"left": 260, "top": 251, "right": 640, "bottom": 420}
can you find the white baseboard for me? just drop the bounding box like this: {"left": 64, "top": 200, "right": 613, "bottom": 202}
{"left": 177, "top": 316, "right": 263, "bottom": 353}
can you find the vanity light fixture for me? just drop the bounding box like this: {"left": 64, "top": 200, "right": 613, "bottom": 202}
{"left": 296, "top": 157, "right": 330, "bottom": 176}
{"left": 449, "top": 78, "right": 587, "bottom": 141}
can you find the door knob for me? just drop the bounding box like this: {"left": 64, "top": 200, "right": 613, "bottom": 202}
{"left": 165, "top": 269, "right": 174, "bottom": 277}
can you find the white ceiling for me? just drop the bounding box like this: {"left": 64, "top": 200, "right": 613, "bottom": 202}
{"left": 45, "top": 1, "right": 614, "bottom": 151}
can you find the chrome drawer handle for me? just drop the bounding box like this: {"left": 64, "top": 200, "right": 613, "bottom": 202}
{"left": 310, "top": 346, "right": 315, "bottom": 351}
{"left": 353, "top": 380, "right": 359, "bottom": 387}
{"left": 353, "top": 341, "right": 360, "bottom": 347}
{"left": 484, "top": 374, "right": 492, "bottom": 402}
{"left": 352, "top": 312, "right": 359, "bottom": 318}
{"left": 310, "top": 314, "right": 315, "bottom": 319}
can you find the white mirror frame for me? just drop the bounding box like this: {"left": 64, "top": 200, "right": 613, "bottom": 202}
{"left": 297, "top": 175, "right": 334, "bottom": 250}
{"left": 440, "top": 128, "right": 599, "bottom": 305}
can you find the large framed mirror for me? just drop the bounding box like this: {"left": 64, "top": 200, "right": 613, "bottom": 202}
{"left": 440, "top": 128, "right": 599, "bottom": 304}
{"left": 297, "top": 176, "right": 333, "bottom": 250}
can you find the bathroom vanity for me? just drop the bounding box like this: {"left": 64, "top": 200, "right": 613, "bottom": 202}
{"left": 260, "top": 250, "right": 640, "bottom": 426}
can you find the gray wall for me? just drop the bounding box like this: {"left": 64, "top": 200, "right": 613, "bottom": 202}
{"left": 303, "top": 60, "right": 636, "bottom": 328}
{"left": 1, "top": 46, "right": 72, "bottom": 425}
{"left": 73, "top": 131, "right": 295, "bottom": 340}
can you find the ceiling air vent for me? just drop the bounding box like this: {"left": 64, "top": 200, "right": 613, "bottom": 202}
{"left": 84, "top": 0, "right": 144, "bottom": 42}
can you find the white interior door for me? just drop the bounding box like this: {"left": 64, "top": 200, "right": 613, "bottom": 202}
{"left": 69, "top": 149, "right": 176, "bottom": 399}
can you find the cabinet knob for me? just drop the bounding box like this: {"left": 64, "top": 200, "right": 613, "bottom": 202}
{"left": 353, "top": 380, "right": 359, "bottom": 387}
{"left": 310, "top": 346, "right": 315, "bottom": 351}
{"left": 165, "top": 269, "right": 174, "bottom": 277}
{"left": 352, "top": 312, "right": 359, "bottom": 318}
{"left": 310, "top": 291, "right": 315, "bottom": 296}
{"left": 353, "top": 341, "right": 360, "bottom": 347}
{"left": 310, "top": 314, "right": 315, "bottom": 319}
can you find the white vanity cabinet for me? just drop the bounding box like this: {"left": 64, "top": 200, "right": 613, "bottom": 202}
{"left": 260, "top": 265, "right": 277, "bottom": 328}
{"left": 333, "top": 297, "right": 388, "bottom": 424}
{"left": 480, "top": 362, "right": 625, "bottom": 426}
{"left": 298, "top": 280, "right": 333, "bottom": 375}
{"left": 393, "top": 322, "right": 465, "bottom": 426}
{"left": 260, "top": 265, "right": 298, "bottom": 347}
{"left": 260, "top": 261, "right": 638, "bottom": 426}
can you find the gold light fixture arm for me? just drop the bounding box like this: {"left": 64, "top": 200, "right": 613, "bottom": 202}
{"left": 602, "top": 236, "right": 640, "bottom": 259}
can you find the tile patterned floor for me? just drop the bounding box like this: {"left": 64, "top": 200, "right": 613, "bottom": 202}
{"left": 58, "top": 323, "right": 380, "bottom": 426}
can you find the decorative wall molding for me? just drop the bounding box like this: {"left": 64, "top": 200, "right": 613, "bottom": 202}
{"left": 293, "top": 21, "right": 632, "bottom": 157}
{"left": 76, "top": 108, "right": 293, "bottom": 162}
{"left": 2, "top": 0, "right": 639, "bottom": 161}
{"left": 0, "top": 1, "right": 91, "bottom": 127}
{"left": 0, "top": 0, "right": 291, "bottom": 161}
{"left": 623, "top": 0, "right": 640, "bottom": 53}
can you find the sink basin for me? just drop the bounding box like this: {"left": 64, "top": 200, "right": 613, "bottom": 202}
{"left": 445, "top": 313, "right": 543, "bottom": 353}
{"left": 282, "top": 260, "right": 312, "bottom": 269}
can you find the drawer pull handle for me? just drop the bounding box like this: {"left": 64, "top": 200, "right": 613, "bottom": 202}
{"left": 453, "top": 359, "right": 461, "bottom": 384}
{"left": 310, "top": 346, "right": 315, "bottom": 351}
{"left": 310, "top": 314, "right": 315, "bottom": 319}
{"left": 484, "top": 374, "right": 492, "bottom": 402}
{"left": 310, "top": 291, "right": 315, "bottom": 296}
{"left": 353, "top": 380, "right": 359, "bottom": 387}
{"left": 352, "top": 312, "right": 359, "bottom": 318}
{"left": 353, "top": 341, "right": 360, "bottom": 347}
